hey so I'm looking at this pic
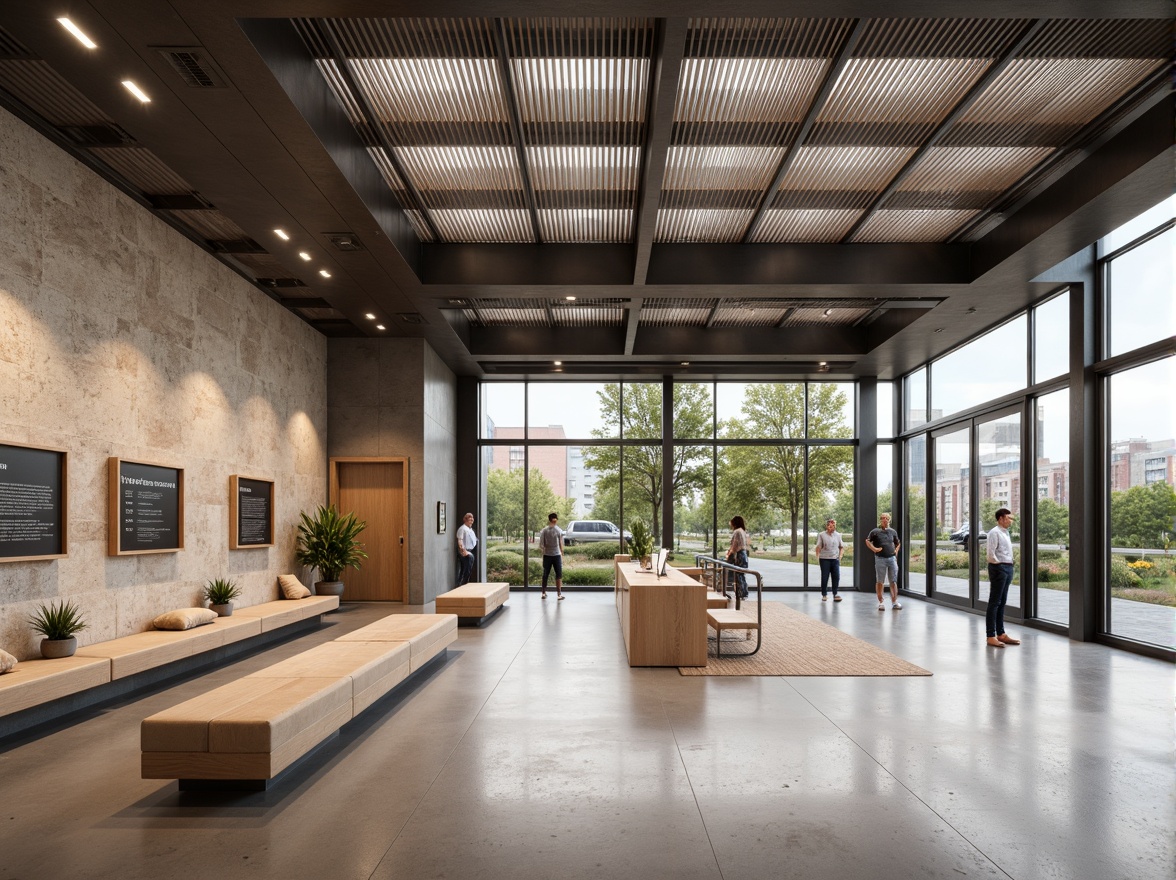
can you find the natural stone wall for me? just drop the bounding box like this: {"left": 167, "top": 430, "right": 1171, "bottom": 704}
{"left": 0, "top": 107, "right": 328, "bottom": 659}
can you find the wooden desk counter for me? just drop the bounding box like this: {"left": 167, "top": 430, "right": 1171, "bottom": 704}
{"left": 616, "top": 562, "right": 707, "bottom": 667}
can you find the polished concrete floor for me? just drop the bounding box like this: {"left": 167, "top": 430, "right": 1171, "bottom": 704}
{"left": 1, "top": 592, "right": 1172, "bottom": 880}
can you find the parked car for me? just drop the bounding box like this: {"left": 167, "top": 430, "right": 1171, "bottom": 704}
{"left": 948, "top": 523, "right": 987, "bottom": 551}
{"left": 563, "top": 520, "right": 632, "bottom": 545}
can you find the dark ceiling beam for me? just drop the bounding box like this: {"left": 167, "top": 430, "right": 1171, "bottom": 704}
{"left": 317, "top": 21, "right": 442, "bottom": 243}
{"left": 740, "top": 19, "right": 866, "bottom": 244}
{"left": 774, "top": 308, "right": 795, "bottom": 328}
{"left": 424, "top": 243, "right": 636, "bottom": 285}
{"left": 492, "top": 19, "right": 543, "bottom": 244}
{"left": 704, "top": 301, "right": 721, "bottom": 329}
{"left": 632, "top": 18, "right": 688, "bottom": 286}
{"left": 841, "top": 19, "right": 1046, "bottom": 243}
{"left": 624, "top": 298, "right": 645, "bottom": 355}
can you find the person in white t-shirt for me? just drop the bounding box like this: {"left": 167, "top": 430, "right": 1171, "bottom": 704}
{"left": 984, "top": 508, "right": 1019, "bottom": 648}
{"left": 455, "top": 512, "right": 477, "bottom": 586}
{"left": 538, "top": 512, "right": 565, "bottom": 600}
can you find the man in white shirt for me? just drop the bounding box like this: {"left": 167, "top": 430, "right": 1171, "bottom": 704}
{"left": 456, "top": 512, "right": 477, "bottom": 586}
{"left": 538, "top": 512, "right": 565, "bottom": 600}
{"left": 984, "top": 507, "right": 1020, "bottom": 647}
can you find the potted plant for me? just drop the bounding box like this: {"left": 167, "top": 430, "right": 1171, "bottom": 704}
{"left": 295, "top": 504, "right": 369, "bottom": 596}
{"left": 203, "top": 578, "right": 242, "bottom": 616}
{"left": 28, "top": 600, "right": 88, "bottom": 658}
{"left": 627, "top": 518, "right": 654, "bottom": 570}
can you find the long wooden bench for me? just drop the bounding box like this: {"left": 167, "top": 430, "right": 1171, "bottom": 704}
{"left": 0, "top": 596, "right": 339, "bottom": 735}
{"left": 434, "top": 581, "right": 509, "bottom": 626}
{"left": 141, "top": 612, "right": 457, "bottom": 789}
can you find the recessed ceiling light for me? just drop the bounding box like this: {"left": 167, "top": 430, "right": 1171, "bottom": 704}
{"left": 375, "top": 324, "right": 386, "bottom": 331}
{"left": 823, "top": 308, "right": 833, "bottom": 317}
{"left": 819, "top": 361, "right": 827, "bottom": 366}
{"left": 57, "top": 18, "right": 97, "bottom": 49}
{"left": 274, "top": 229, "right": 290, "bottom": 241}
{"left": 565, "top": 296, "right": 576, "bottom": 301}
{"left": 680, "top": 362, "right": 690, "bottom": 366}
{"left": 364, "top": 313, "right": 376, "bottom": 320}
{"left": 554, "top": 361, "right": 562, "bottom": 366}
{"left": 298, "top": 251, "right": 311, "bottom": 261}
{"left": 319, "top": 269, "right": 331, "bottom": 278}
{"left": 121, "top": 80, "right": 151, "bottom": 103}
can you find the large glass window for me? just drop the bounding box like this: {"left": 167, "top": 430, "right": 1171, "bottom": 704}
{"left": 1034, "top": 390, "right": 1070, "bottom": 626}
{"left": 719, "top": 383, "right": 805, "bottom": 439}
{"left": 621, "top": 383, "right": 662, "bottom": 439}
{"left": 1107, "top": 227, "right": 1175, "bottom": 358}
{"left": 809, "top": 383, "right": 855, "bottom": 437}
{"left": 931, "top": 316, "right": 1027, "bottom": 418}
{"left": 934, "top": 427, "right": 971, "bottom": 602}
{"left": 1033, "top": 291, "right": 1069, "bottom": 384}
{"left": 905, "top": 437, "right": 927, "bottom": 594}
{"left": 1107, "top": 358, "right": 1176, "bottom": 648}
{"left": 905, "top": 368, "right": 927, "bottom": 429}
{"left": 976, "top": 412, "right": 1022, "bottom": 616}
{"left": 528, "top": 382, "right": 618, "bottom": 438}
{"left": 482, "top": 382, "right": 524, "bottom": 438}
{"left": 877, "top": 381, "right": 894, "bottom": 438}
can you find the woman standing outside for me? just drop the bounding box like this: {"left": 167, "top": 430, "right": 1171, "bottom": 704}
{"left": 727, "top": 516, "right": 751, "bottom": 600}
{"left": 813, "top": 518, "right": 845, "bottom": 601}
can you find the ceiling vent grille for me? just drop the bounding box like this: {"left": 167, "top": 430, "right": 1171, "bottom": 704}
{"left": 156, "top": 47, "right": 229, "bottom": 88}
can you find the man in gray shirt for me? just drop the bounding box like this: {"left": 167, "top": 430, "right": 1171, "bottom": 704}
{"left": 865, "top": 513, "right": 902, "bottom": 611}
{"left": 539, "top": 512, "right": 565, "bottom": 600}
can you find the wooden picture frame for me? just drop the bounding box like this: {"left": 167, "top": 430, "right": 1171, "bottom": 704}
{"left": 0, "top": 440, "right": 68, "bottom": 562}
{"left": 108, "top": 457, "right": 184, "bottom": 555}
{"left": 437, "top": 501, "right": 446, "bottom": 534}
{"left": 230, "top": 475, "right": 274, "bottom": 549}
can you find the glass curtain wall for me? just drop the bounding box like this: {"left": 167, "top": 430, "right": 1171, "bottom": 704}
{"left": 906, "top": 436, "right": 928, "bottom": 594}
{"left": 933, "top": 427, "right": 972, "bottom": 602}
{"left": 1034, "top": 389, "right": 1070, "bottom": 626}
{"left": 976, "top": 411, "right": 1022, "bottom": 616}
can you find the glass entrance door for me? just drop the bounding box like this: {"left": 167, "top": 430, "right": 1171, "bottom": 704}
{"left": 932, "top": 427, "right": 972, "bottom": 604}
{"left": 976, "top": 410, "right": 1022, "bottom": 618}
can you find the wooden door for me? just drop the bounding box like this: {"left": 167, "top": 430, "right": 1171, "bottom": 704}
{"left": 330, "top": 458, "right": 408, "bottom": 601}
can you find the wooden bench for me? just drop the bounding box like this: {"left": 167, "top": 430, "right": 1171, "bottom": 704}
{"left": 434, "top": 581, "right": 509, "bottom": 626}
{"left": 0, "top": 596, "right": 339, "bottom": 736}
{"left": 706, "top": 608, "right": 762, "bottom": 659}
{"left": 141, "top": 613, "right": 457, "bottom": 789}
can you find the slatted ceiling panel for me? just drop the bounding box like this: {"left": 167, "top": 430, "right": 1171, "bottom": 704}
{"left": 297, "top": 307, "right": 347, "bottom": 320}
{"left": 656, "top": 208, "right": 754, "bottom": 243}
{"left": 640, "top": 299, "right": 714, "bottom": 327}
{"left": 749, "top": 209, "right": 863, "bottom": 243}
{"left": 538, "top": 209, "right": 632, "bottom": 242}
{"left": 663, "top": 146, "right": 783, "bottom": 192}
{"left": 367, "top": 148, "right": 436, "bottom": 241}
{"left": 351, "top": 57, "right": 506, "bottom": 125}
{"left": 712, "top": 303, "right": 792, "bottom": 327}
{"left": 852, "top": 17, "right": 1024, "bottom": 59}
{"left": 1020, "top": 18, "right": 1171, "bottom": 59}
{"left": 780, "top": 306, "right": 874, "bottom": 327}
{"left": 430, "top": 209, "right": 533, "bottom": 242}
{"left": 395, "top": 146, "right": 523, "bottom": 194}
{"left": 898, "top": 145, "right": 1055, "bottom": 196}
{"left": 166, "top": 209, "right": 251, "bottom": 241}
{"left": 776, "top": 145, "right": 915, "bottom": 199}
{"left": 549, "top": 303, "right": 626, "bottom": 327}
{"left": 88, "top": 148, "right": 196, "bottom": 194}
{"left": 229, "top": 253, "right": 289, "bottom": 276}
{"left": 819, "top": 57, "right": 991, "bottom": 129}
{"left": 0, "top": 61, "right": 111, "bottom": 125}
{"left": 853, "top": 209, "right": 980, "bottom": 243}
{"left": 465, "top": 306, "right": 549, "bottom": 327}
{"left": 312, "top": 60, "right": 369, "bottom": 130}
{"left": 0, "top": 26, "right": 31, "bottom": 57}
{"left": 509, "top": 55, "right": 651, "bottom": 128}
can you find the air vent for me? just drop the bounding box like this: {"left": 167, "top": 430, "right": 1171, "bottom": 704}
{"left": 398, "top": 313, "right": 427, "bottom": 324}
{"left": 155, "top": 46, "right": 229, "bottom": 88}
{"left": 325, "top": 232, "right": 364, "bottom": 251}
{"left": 61, "top": 124, "right": 135, "bottom": 147}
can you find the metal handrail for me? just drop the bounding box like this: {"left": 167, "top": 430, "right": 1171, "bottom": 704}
{"left": 694, "top": 554, "right": 764, "bottom": 657}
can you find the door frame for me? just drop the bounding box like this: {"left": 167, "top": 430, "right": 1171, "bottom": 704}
{"left": 329, "top": 457, "right": 409, "bottom": 602}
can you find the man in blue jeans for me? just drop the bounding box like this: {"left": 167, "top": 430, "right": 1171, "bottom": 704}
{"left": 985, "top": 507, "right": 1020, "bottom": 647}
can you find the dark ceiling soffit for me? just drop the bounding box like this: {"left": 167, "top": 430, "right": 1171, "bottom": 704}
{"left": 423, "top": 243, "right": 636, "bottom": 285}
{"left": 493, "top": 18, "right": 543, "bottom": 243}
{"left": 633, "top": 18, "right": 687, "bottom": 286}
{"left": 973, "top": 97, "right": 1175, "bottom": 279}
{"left": 467, "top": 326, "right": 626, "bottom": 356}
{"left": 239, "top": 18, "right": 423, "bottom": 275}
{"left": 741, "top": 19, "right": 866, "bottom": 244}
{"left": 842, "top": 19, "right": 1046, "bottom": 243}
{"left": 647, "top": 242, "right": 970, "bottom": 285}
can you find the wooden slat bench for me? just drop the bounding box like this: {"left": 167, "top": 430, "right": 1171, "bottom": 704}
{"left": 141, "top": 613, "right": 457, "bottom": 789}
{"left": 434, "top": 581, "right": 509, "bottom": 626}
{"left": 1, "top": 596, "right": 338, "bottom": 738}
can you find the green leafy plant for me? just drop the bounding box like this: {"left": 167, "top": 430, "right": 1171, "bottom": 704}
{"left": 203, "top": 578, "right": 242, "bottom": 605}
{"left": 627, "top": 518, "right": 653, "bottom": 560}
{"left": 28, "top": 600, "right": 88, "bottom": 640}
{"left": 295, "top": 505, "right": 369, "bottom": 582}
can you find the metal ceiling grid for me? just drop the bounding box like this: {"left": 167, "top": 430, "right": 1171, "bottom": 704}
{"left": 549, "top": 302, "right": 626, "bottom": 327}
{"left": 774, "top": 145, "right": 916, "bottom": 204}
{"left": 640, "top": 298, "right": 716, "bottom": 327}
{"left": 711, "top": 302, "right": 791, "bottom": 326}
{"left": 748, "top": 208, "right": 863, "bottom": 243}
{"left": 463, "top": 306, "right": 549, "bottom": 327}
{"left": 367, "top": 148, "right": 435, "bottom": 241}
{"left": 659, "top": 18, "right": 850, "bottom": 242}
{"left": 780, "top": 305, "right": 874, "bottom": 326}
{"left": 852, "top": 208, "right": 980, "bottom": 243}
{"left": 430, "top": 208, "right": 534, "bottom": 242}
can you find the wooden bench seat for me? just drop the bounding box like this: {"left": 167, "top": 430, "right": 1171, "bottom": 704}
{"left": 706, "top": 609, "right": 761, "bottom": 659}
{"left": 142, "top": 613, "right": 456, "bottom": 788}
{"left": 433, "top": 582, "right": 509, "bottom": 626}
{"left": 1, "top": 595, "right": 339, "bottom": 734}
{"left": 706, "top": 591, "right": 729, "bottom": 609}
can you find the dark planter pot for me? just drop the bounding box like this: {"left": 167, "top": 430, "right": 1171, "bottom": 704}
{"left": 40, "top": 636, "right": 77, "bottom": 659}
{"left": 210, "top": 603, "right": 233, "bottom": 617}
{"left": 314, "top": 581, "right": 344, "bottom": 596}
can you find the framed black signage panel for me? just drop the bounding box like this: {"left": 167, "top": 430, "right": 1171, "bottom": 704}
{"left": 230, "top": 475, "right": 274, "bottom": 549}
{"left": 0, "top": 441, "right": 67, "bottom": 561}
{"left": 109, "top": 457, "right": 184, "bottom": 555}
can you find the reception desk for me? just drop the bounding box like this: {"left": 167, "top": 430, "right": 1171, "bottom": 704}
{"left": 616, "top": 561, "right": 708, "bottom": 667}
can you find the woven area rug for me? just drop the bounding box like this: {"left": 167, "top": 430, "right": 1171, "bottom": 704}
{"left": 679, "top": 601, "right": 932, "bottom": 677}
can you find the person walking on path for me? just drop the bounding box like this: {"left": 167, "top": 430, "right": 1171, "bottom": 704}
{"left": 985, "top": 508, "right": 1020, "bottom": 648}
{"left": 865, "top": 513, "right": 902, "bottom": 610}
{"left": 456, "top": 512, "right": 477, "bottom": 586}
{"left": 813, "top": 518, "right": 846, "bottom": 602}
{"left": 538, "top": 512, "right": 565, "bottom": 600}
{"left": 727, "top": 516, "right": 751, "bottom": 600}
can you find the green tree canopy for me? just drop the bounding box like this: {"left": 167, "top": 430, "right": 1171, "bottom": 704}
{"left": 1110, "top": 481, "right": 1176, "bottom": 548}
{"left": 1035, "top": 497, "right": 1069, "bottom": 545}
{"left": 486, "top": 467, "right": 574, "bottom": 541}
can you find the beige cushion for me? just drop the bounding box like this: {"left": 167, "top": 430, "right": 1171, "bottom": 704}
{"left": 278, "top": 574, "right": 311, "bottom": 599}
{"left": 0, "top": 649, "right": 16, "bottom": 673}
{"left": 153, "top": 608, "right": 218, "bottom": 631}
